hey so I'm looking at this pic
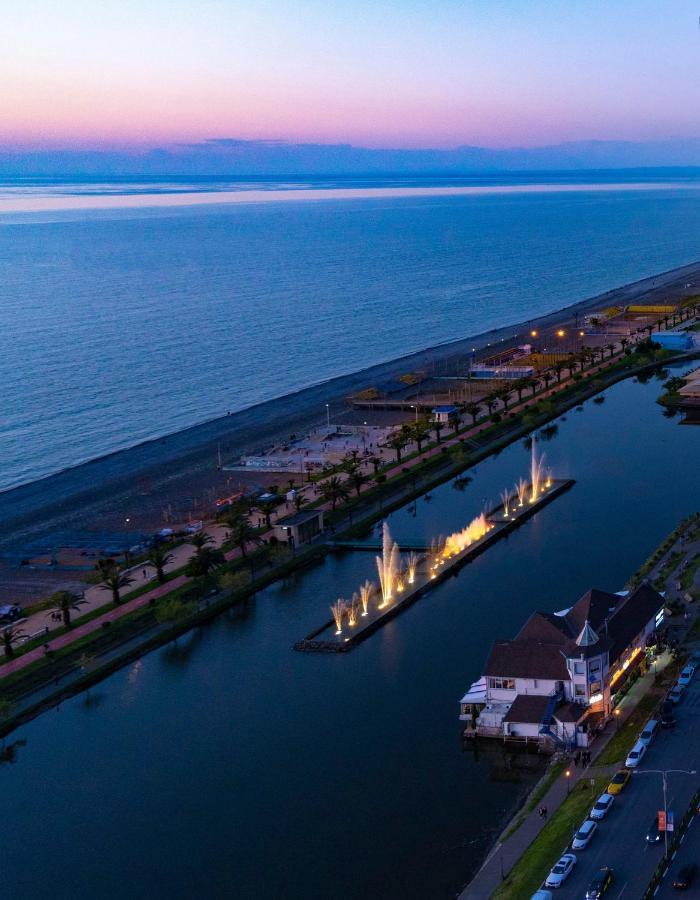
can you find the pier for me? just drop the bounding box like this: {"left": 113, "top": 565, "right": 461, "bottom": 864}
{"left": 294, "top": 476, "right": 575, "bottom": 652}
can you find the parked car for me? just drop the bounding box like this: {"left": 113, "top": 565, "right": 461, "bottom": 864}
{"left": 669, "top": 685, "right": 684, "bottom": 704}
{"left": 0, "top": 604, "right": 22, "bottom": 623}
{"left": 585, "top": 867, "right": 614, "bottom": 899}
{"left": 672, "top": 863, "right": 697, "bottom": 889}
{"left": 679, "top": 665, "right": 695, "bottom": 687}
{"left": 590, "top": 793, "right": 615, "bottom": 820}
{"left": 661, "top": 706, "right": 677, "bottom": 728}
{"left": 646, "top": 814, "right": 663, "bottom": 844}
{"left": 607, "top": 769, "right": 631, "bottom": 795}
{"left": 530, "top": 892, "right": 553, "bottom": 900}
{"left": 544, "top": 853, "right": 577, "bottom": 888}
{"left": 639, "top": 719, "right": 659, "bottom": 744}
{"left": 625, "top": 740, "right": 647, "bottom": 768}
{"left": 572, "top": 818, "right": 598, "bottom": 849}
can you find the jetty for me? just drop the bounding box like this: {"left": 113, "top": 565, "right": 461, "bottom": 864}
{"left": 295, "top": 474, "right": 575, "bottom": 653}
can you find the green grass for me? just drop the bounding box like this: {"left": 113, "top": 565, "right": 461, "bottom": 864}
{"left": 501, "top": 761, "right": 567, "bottom": 841}
{"left": 681, "top": 553, "right": 700, "bottom": 592}
{"left": 492, "top": 775, "right": 608, "bottom": 899}
{"left": 594, "top": 693, "right": 661, "bottom": 766}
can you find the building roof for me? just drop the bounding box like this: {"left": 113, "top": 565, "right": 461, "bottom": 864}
{"left": 516, "top": 611, "right": 573, "bottom": 644}
{"left": 503, "top": 694, "right": 550, "bottom": 724}
{"left": 553, "top": 702, "right": 588, "bottom": 724}
{"left": 484, "top": 639, "right": 570, "bottom": 680}
{"left": 432, "top": 405, "right": 458, "bottom": 414}
{"left": 575, "top": 619, "right": 600, "bottom": 647}
{"left": 566, "top": 588, "right": 620, "bottom": 633}
{"left": 606, "top": 582, "right": 664, "bottom": 664}
{"left": 276, "top": 510, "right": 323, "bottom": 527}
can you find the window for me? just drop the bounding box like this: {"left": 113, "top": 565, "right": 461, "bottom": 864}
{"left": 574, "top": 684, "right": 587, "bottom": 698}
{"left": 533, "top": 679, "right": 539, "bottom": 689}
{"left": 589, "top": 660, "right": 601, "bottom": 675}
{"left": 574, "top": 662, "right": 585, "bottom": 675}
{"left": 489, "top": 677, "right": 515, "bottom": 690}
{"left": 590, "top": 681, "right": 601, "bottom": 694}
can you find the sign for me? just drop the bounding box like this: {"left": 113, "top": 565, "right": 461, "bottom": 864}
{"left": 667, "top": 810, "right": 674, "bottom": 833}
{"left": 658, "top": 810, "right": 666, "bottom": 831}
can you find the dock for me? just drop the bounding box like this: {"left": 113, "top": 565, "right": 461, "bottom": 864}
{"left": 294, "top": 478, "right": 575, "bottom": 653}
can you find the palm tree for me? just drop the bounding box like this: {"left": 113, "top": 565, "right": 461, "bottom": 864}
{"left": 450, "top": 413, "right": 461, "bottom": 435}
{"left": 465, "top": 403, "right": 481, "bottom": 426}
{"left": 227, "top": 519, "right": 261, "bottom": 558}
{"left": 147, "top": 544, "right": 174, "bottom": 584}
{"left": 1, "top": 625, "right": 25, "bottom": 659}
{"left": 190, "top": 531, "right": 214, "bottom": 554}
{"left": 294, "top": 492, "right": 307, "bottom": 513}
{"left": 553, "top": 361, "right": 564, "bottom": 383}
{"left": 620, "top": 337, "right": 629, "bottom": 353}
{"left": 186, "top": 546, "right": 224, "bottom": 578}
{"left": 484, "top": 395, "right": 497, "bottom": 417}
{"left": 46, "top": 590, "right": 86, "bottom": 628}
{"left": 258, "top": 499, "right": 278, "bottom": 527}
{"left": 368, "top": 456, "right": 381, "bottom": 475}
{"left": 542, "top": 370, "right": 554, "bottom": 390}
{"left": 432, "top": 419, "right": 444, "bottom": 444}
{"left": 387, "top": 433, "right": 407, "bottom": 462}
{"left": 410, "top": 422, "right": 429, "bottom": 453}
{"left": 606, "top": 343, "right": 615, "bottom": 359}
{"left": 513, "top": 378, "right": 529, "bottom": 404}
{"left": 496, "top": 387, "right": 512, "bottom": 411}
{"left": 349, "top": 469, "right": 369, "bottom": 497}
{"left": 99, "top": 567, "right": 135, "bottom": 605}
{"left": 319, "top": 475, "right": 350, "bottom": 510}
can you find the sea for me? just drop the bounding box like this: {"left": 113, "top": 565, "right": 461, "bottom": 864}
{"left": 2, "top": 171, "right": 700, "bottom": 492}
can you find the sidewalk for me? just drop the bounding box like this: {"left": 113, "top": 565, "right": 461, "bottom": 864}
{"left": 460, "top": 652, "right": 673, "bottom": 899}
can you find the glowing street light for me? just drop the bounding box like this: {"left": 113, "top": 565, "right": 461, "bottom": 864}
{"left": 556, "top": 329, "right": 565, "bottom": 338}
{"left": 530, "top": 329, "right": 538, "bottom": 337}
{"left": 565, "top": 768, "right": 572, "bottom": 795}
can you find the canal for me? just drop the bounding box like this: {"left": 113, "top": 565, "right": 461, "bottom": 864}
{"left": 3, "top": 364, "right": 699, "bottom": 899}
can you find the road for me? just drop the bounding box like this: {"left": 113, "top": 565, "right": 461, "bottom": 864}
{"left": 549, "top": 674, "right": 700, "bottom": 899}
{"left": 656, "top": 809, "right": 700, "bottom": 897}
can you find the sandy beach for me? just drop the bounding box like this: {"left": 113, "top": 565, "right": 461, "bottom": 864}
{"left": 1, "top": 258, "right": 698, "bottom": 569}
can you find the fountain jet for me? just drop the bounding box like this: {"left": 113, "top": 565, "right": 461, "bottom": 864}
{"left": 360, "top": 580, "right": 373, "bottom": 616}
{"left": 500, "top": 487, "right": 512, "bottom": 518}
{"left": 516, "top": 477, "right": 528, "bottom": 507}
{"left": 529, "top": 434, "right": 547, "bottom": 502}
{"left": 443, "top": 512, "right": 490, "bottom": 557}
{"left": 406, "top": 552, "right": 419, "bottom": 585}
{"left": 330, "top": 599, "right": 346, "bottom": 634}
{"left": 375, "top": 522, "right": 400, "bottom": 607}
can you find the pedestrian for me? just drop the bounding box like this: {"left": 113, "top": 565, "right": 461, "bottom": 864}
{"left": 142, "top": 569, "right": 147, "bottom": 579}
{"left": 542, "top": 805, "right": 548, "bottom": 819}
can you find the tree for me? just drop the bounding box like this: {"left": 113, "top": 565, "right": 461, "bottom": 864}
{"left": 513, "top": 378, "right": 529, "bottom": 403}
{"left": 450, "top": 413, "right": 461, "bottom": 435}
{"left": 410, "top": 421, "right": 429, "bottom": 453}
{"left": 348, "top": 469, "right": 369, "bottom": 497}
{"left": 258, "top": 499, "right": 278, "bottom": 527}
{"left": 185, "top": 546, "right": 224, "bottom": 578}
{"left": 606, "top": 343, "right": 615, "bottom": 359}
{"left": 319, "top": 475, "right": 350, "bottom": 510}
{"left": 432, "top": 419, "right": 444, "bottom": 444}
{"left": 294, "top": 492, "right": 307, "bottom": 513}
{"left": 368, "top": 456, "right": 381, "bottom": 475}
{"left": 542, "top": 370, "right": 554, "bottom": 390}
{"left": 46, "top": 590, "right": 86, "bottom": 628}
{"left": 465, "top": 403, "right": 481, "bottom": 426}
{"left": 227, "top": 518, "right": 261, "bottom": 558}
{"left": 496, "top": 387, "right": 512, "bottom": 410}
{"left": 147, "top": 544, "right": 174, "bottom": 584}
{"left": 1, "top": 626, "right": 25, "bottom": 659}
{"left": 553, "top": 361, "right": 564, "bottom": 383}
{"left": 387, "top": 432, "right": 407, "bottom": 462}
{"left": 99, "top": 567, "right": 135, "bottom": 605}
{"left": 620, "top": 337, "right": 629, "bottom": 353}
{"left": 484, "top": 395, "right": 497, "bottom": 416}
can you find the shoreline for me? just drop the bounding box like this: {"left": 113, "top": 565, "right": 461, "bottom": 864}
{"left": 1, "top": 258, "right": 699, "bottom": 558}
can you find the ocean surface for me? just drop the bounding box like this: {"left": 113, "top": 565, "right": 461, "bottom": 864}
{"left": 2, "top": 172, "right": 700, "bottom": 491}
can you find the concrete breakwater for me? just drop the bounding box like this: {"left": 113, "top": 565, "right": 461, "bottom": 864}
{"left": 294, "top": 478, "right": 575, "bottom": 652}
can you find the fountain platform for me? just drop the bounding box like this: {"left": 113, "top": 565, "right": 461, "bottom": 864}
{"left": 293, "top": 478, "right": 575, "bottom": 653}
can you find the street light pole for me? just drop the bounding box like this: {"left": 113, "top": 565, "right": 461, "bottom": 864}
{"left": 633, "top": 768, "right": 697, "bottom": 860}
{"left": 325, "top": 403, "right": 330, "bottom": 427}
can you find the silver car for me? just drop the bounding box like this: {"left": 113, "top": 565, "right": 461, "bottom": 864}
{"left": 545, "top": 853, "right": 577, "bottom": 888}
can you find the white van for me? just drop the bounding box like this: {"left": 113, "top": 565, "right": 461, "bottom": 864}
{"left": 625, "top": 740, "right": 647, "bottom": 768}
{"left": 639, "top": 719, "right": 658, "bottom": 745}
{"left": 572, "top": 818, "right": 597, "bottom": 849}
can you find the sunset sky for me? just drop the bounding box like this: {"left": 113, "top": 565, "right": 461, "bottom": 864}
{"left": 4, "top": 0, "right": 700, "bottom": 150}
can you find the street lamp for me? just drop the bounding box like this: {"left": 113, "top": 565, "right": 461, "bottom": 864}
{"left": 614, "top": 707, "right": 621, "bottom": 729}
{"left": 411, "top": 404, "right": 418, "bottom": 423}
{"left": 325, "top": 403, "right": 330, "bottom": 427}
{"left": 633, "top": 769, "right": 697, "bottom": 859}
{"left": 565, "top": 768, "right": 571, "bottom": 795}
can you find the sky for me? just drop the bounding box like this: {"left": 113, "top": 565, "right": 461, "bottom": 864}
{"left": 3, "top": 0, "right": 700, "bottom": 151}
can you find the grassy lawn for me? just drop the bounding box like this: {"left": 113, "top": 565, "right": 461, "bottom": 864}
{"left": 502, "top": 761, "right": 567, "bottom": 841}
{"left": 681, "top": 553, "right": 700, "bottom": 591}
{"left": 492, "top": 775, "right": 608, "bottom": 899}
{"left": 594, "top": 692, "right": 661, "bottom": 767}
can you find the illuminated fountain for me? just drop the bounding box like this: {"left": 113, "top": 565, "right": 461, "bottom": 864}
{"left": 443, "top": 512, "right": 491, "bottom": 558}
{"left": 348, "top": 594, "right": 359, "bottom": 626}
{"left": 406, "top": 552, "right": 419, "bottom": 585}
{"left": 516, "top": 477, "right": 528, "bottom": 508}
{"left": 360, "top": 580, "right": 373, "bottom": 616}
{"left": 375, "top": 522, "right": 401, "bottom": 608}
{"left": 529, "top": 435, "right": 547, "bottom": 502}
{"left": 330, "top": 599, "right": 346, "bottom": 635}
{"left": 501, "top": 488, "right": 512, "bottom": 519}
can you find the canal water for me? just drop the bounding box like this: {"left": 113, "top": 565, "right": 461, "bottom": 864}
{"left": 3, "top": 365, "right": 699, "bottom": 900}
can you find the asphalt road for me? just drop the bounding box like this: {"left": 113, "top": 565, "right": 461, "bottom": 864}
{"left": 656, "top": 813, "right": 700, "bottom": 897}
{"left": 546, "top": 675, "right": 700, "bottom": 899}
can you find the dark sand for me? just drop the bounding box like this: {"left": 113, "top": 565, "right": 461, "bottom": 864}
{"left": 1, "top": 260, "right": 698, "bottom": 565}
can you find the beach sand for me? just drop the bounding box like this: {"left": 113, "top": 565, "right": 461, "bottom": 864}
{"left": 1, "top": 259, "right": 698, "bottom": 583}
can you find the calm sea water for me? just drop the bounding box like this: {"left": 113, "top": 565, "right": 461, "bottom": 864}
{"left": 1, "top": 366, "right": 698, "bottom": 899}
{"left": 2, "top": 175, "right": 700, "bottom": 491}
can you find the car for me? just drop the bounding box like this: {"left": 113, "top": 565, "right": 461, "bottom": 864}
{"left": 590, "top": 793, "right": 615, "bottom": 820}
{"left": 625, "top": 739, "right": 647, "bottom": 768}
{"left": 585, "top": 867, "right": 614, "bottom": 898}
{"left": 646, "top": 814, "right": 663, "bottom": 844}
{"left": 690, "top": 649, "right": 700, "bottom": 666}
{"left": 640, "top": 719, "right": 659, "bottom": 744}
{"left": 530, "top": 892, "right": 553, "bottom": 900}
{"left": 679, "top": 665, "right": 695, "bottom": 687}
{"left": 669, "top": 685, "right": 684, "bottom": 704}
{"left": 607, "top": 769, "right": 631, "bottom": 794}
{"left": 662, "top": 708, "right": 677, "bottom": 728}
{"left": 0, "top": 604, "right": 22, "bottom": 623}
{"left": 672, "top": 863, "right": 697, "bottom": 889}
{"left": 572, "top": 818, "right": 598, "bottom": 849}
{"left": 544, "top": 852, "right": 577, "bottom": 888}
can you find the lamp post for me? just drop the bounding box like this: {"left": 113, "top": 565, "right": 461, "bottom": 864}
{"left": 325, "top": 403, "right": 330, "bottom": 427}
{"left": 614, "top": 707, "right": 621, "bottom": 730}
{"left": 565, "top": 768, "right": 571, "bottom": 796}
{"left": 633, "top": 768, "right": 697, "bottom": 859}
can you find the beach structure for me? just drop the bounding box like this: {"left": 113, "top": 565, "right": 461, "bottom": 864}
{"left": 274, "top": 509, "right": 324, "bottom": 547}
{"left": 652, "top": 331, "right": 693, "bottom": 351}
{"left": 431, "top": 404, "right": 459, "bottom": 424}
{"left": 460, "top": 583, "right": 665, "bottom": 750}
